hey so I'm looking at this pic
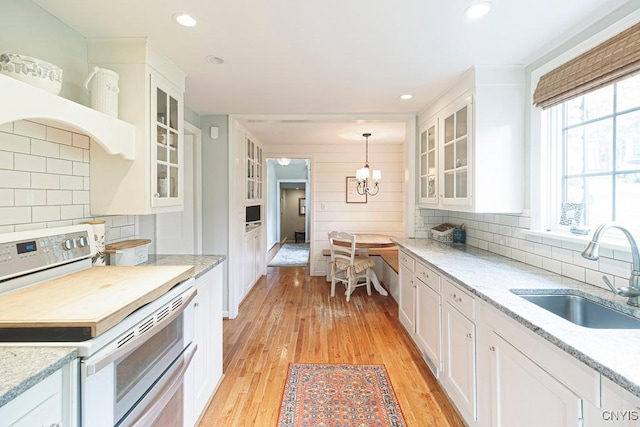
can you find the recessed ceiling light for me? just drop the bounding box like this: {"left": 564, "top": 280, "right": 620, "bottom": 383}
{"left": 400, "top": 94, "right": 413, "bottom": 100}
{"left": 206, "top": 56, "right": 225, "bottom": 65}
{"left": 174, "top": 13, "right": 197, "bottom": 27}
{"left": 464, "top": 2, "right": 493, "bottom": 20}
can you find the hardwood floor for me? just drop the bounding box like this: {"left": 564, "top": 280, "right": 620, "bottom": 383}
{"left": 198, "top": 265, "right": 465, "bottom": 426}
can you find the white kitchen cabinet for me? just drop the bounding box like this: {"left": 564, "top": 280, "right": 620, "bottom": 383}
{"left": 416, "top": 66, "right": 524, "bottom": 213}
{"left": 246, "top": 136, "right": 263, "bottom": 202}
{"left": 192, "top": 264, "right": 224, "bottom": 423}
{"left": 477, "top": 298, "right": 601, "bottom": 427}
{"left": 485, "top": 331, "right": 582, "bottom": 427}
{"left": 584, "top": 377, "right": 640, "bottom": 426}
{"left": 398, "top": 250, "right": 416, "bottom": 335}
{"left": 87, "top": 38, "right": 186, "bottom": 215}
{"left": 418, "top": 119, "right": 438, "bottom": 206}
{"left": 242, "top": 226, "right": 264, "bottom": 301}
{"left": 415, "top": 262, "right": 442, "bottom": 374}
{"left": 442, "top": 279, "right": 477, "bottom": 423}
{"left": 0, "top": 359, "right": 78, "bottom": 427}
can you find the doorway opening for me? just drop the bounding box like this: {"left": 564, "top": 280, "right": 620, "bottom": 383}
{"left": 266, "top": 158, "right": 310, "bottom": 266}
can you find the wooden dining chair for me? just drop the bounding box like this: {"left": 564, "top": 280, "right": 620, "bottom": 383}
{"left": 327, "top": 231, "right": 376, "bottom": 302}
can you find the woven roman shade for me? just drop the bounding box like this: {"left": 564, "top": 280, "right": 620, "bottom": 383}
{"left": 533, "top": 21, "right": 640, "bottom": 109}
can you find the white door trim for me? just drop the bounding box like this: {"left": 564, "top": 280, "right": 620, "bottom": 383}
{"left": 184, "top": 121, "right": 203, "bottom": 254}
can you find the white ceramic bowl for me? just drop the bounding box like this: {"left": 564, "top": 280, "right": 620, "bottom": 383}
{"left": 0, "top": 53, "right": 63, "bottom": 95}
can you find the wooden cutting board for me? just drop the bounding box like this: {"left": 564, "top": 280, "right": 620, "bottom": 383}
{"left": 0, "top": 265, "right": 195, "bottom": 337}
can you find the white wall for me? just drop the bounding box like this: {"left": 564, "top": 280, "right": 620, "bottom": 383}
{"left": 266, "top": 161, "right": 278, "bottom": 249}
{"left": 281, "top": 188, "right": 306, "bottom": 241}
{"left": 0, "top": 120, "right": 138, "bottom": 242}
{"left": 264, "top": 140, "right": 405, "bottom": 276}
{"left": 1, "top": 0, "right": 89, "bottom": 104}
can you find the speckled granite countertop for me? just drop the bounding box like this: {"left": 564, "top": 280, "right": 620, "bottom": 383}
{"left": 141, "top": 254, "right": 226, "bottom": 278}
{"left": 0, "top": 347, "right": 76, "bottom": 408}
{"left": 392, "top": 237, "right": 640, "bottom": 398}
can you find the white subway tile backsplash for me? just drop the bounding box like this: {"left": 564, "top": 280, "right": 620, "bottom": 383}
{"left": 61, "top": 205, "right": 84, "bottom": 220}
{"left": 46, "top": 127, "right": 72, "bottom": 145}
{"left": 72, "top": 134, "right": 90, "bottom": 149}
{"left": 551, "top": 247, "right": 573, "bottom": 263}
{"left": 14, "top": 120, "right": 46, "bottom": 139}
{"left": 60, "top": 145, "right": 84, "bottom": 162}
{"left": 477, "top": 240, "right": 489, "bottom": 250}
{"left": 613, "top": 249, "right": 633, "bottom": 263}
{"left": 14, "top": 153, "right": 46, "bottom": 172}
{"left": 0, "top": 207, "right": 31, "bottom": 225}
{"left": 73, "top": 162, "right": 89, "bottom": 177}
{"left": 0, "top": 151, "right": 13, "bottom": 169}
{"left": 47, "top": 190, "right": 73, "bottom": 205}
{"left": 15, "top": 189, "right": 46, "bottom": 206}
{"left": 534, "top": 242, "right": 553, "bottom": 258}
{"left": 72, "top": 191, "right": 89, "bottom": 205}
{"left": 561, "top": 263, "right": 586, "bottom": 282}
{"left": 0, "top": 132, "right": 30, "bottom": 154}
{"left": 14, "top": 222, "right": 46, "bottom": 232}
{"left": 31, "top": 173, "right": 60, "bottom": 189}
{"left": 585, "top": 268, "right": 609, "bottom": 290}
{"left": 31, "top": 139, "right": 60, "bottom": 158}
{"left": 543, "top": 257, "right": 562, "bottom": 274}
{"left": 525, "top": 253, "right": 543, "bottom": 268}
{"left": 561, "top": 240, "right": 586, "bottom": 252}
{"left": 599, "top": 257, "right": 632, "bottom": 278}
{"left": 0, "top": 170, "right": 30, "bottom": 188}
{"left": 111, "top": 216, "right": 129, "bottom": 227}
{"left": 1, "top": 121, "right": 138, "bottom": 245}
{"left": 46, "top": 158, "right": 73, "bottom": 175}
{"left": 511, "top": 249, "right": 527, "bottom": 263}
{"left": 60, "top": 175, "right": 83, "bottom": 190}
{"left": 32, "top": 206, "right": 60, "bottom": 222}
{"left": 0, "top": 189, "right": 13, "bottom": 207}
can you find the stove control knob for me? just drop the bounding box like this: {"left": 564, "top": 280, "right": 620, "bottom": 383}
{"left": 62, "top": 239, "right": 75, "bottom": 250}
{"left": 77, "top": 236, "right": 89, "bottom": 248}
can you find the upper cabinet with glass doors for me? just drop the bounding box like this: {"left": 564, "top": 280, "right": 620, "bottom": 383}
{"left": 246, "top": 135, "right": 263, "bottom": 202}
{"left": 416, "top": 66, "right": 525, "bottom": 213}
{"left": 418, "top": 120, "right": 438, "bottom": 205}
{"left": 152, "top": 77, "right": 183, "bottom": 208}
{"left": 87, "top": 38, "right": 186, "bottom": 215}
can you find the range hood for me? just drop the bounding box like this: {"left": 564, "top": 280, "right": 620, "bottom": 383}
{"left": 0, "top": 74, "right": 136, "bottom": 160}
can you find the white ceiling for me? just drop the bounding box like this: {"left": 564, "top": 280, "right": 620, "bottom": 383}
{"left": 33, "top": 0, "right": 630, "bottom": 144}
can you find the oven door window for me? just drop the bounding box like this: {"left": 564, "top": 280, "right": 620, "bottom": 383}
{"left": 114, "top": 314, "right": 185, "bottom": 421}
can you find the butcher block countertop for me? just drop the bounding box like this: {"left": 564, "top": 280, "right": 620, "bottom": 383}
{"left": 0, "top": 265, "right": 195, "bottom": 338}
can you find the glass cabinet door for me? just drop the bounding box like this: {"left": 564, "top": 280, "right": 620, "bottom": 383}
{"left": 245, "top": 137, "right": 263, "bottom": 201}
{"left": 419, "top": 120, "right": 438, "bottom": 205}
{"left": 441, "top": 98, "right": 471, "bottom": 204}
{"left": 152, "top": 75, "right": 183, "bottom": 208}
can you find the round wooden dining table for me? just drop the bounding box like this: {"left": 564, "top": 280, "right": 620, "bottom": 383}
{"left": 331, "top": 233, "right": 396, "bottom": 296}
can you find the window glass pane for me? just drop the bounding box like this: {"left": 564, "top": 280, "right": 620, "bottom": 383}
{"left": 566, "top": 119, "right": 613, "bottom": 174}
{"left": 157, "top": 164, "right": 168, "bottom": 198}
{"left": 444, "top": 172, "right": 454, "bottom": 198}
{"left": 421, "top": 177, "right": 427, "bottom": 197}
{"left": 420, "top": 154, "right": 427, "bottom": 175}
{"left": 444, "top": 144, "right": 454, "bottom": 171}
{"left": 616, "top": 73, "right": 640, "bottom": 112}
{"left": 169, "top": 96, "right": 178, "bottom": 130}
{"left": 428, "top": 126, "right": 435, "bottom": 151}
{"left": 457, "top": 138, "right": 468, "bottom": 167}
{"left": 616, "top": 180, "right": 640, "bottom": 226}
{"left": 566, "top": 85, "right": 613, "bottom": 126}
{"left": 421, "top": 131, "right": 427, "bottom": 153}
{"left": 157, "top": 145, "right": 166, "bottom": 162}
{"left": 444, "top": 115, "right": 454, "bottom": 143}
{"left": 428, "top": 153, "right": 435, "bottom": 171}
{"left": 428, "top": 176, "right": 436, "bottom": 198}
{"left": 584, "top": 176, "right": 613, "bottom": 227}
{"left": 169, "top": 166, "right": 178, "bottom": 198}
{"left": 616, "top": 110, "right": 640, "bottom": 171}
{"left": 456, "top": 170, "right": 467, "bottom": 197}
{"left": 456, "top": 106, "right": 467, "bottom": 138}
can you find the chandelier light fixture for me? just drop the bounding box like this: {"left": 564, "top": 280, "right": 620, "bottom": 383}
{"left": 355, "top": 133, "right": 381, "bottom": 196}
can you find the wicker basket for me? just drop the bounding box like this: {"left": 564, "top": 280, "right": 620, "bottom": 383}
{"left": 430, "top": 223, "right": 456, "bottom": 242}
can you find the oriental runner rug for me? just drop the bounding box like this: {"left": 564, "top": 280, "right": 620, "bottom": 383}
{"left": 277, "top": 363, "right": 408, "bottom": 427}
{"left": 268, "top": 243, "right": 310, "bottom": 267}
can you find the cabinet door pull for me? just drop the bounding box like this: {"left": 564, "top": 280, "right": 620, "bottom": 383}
{"left": 489, "top": 346, "right": 496, "bottom": 352}
{"left": 466, "top": 333, "right": 472, "bottom": 339}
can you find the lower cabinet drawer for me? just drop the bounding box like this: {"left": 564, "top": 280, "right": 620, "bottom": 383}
{"left": 444, "top": 279, "right": 475, "bottom": 320}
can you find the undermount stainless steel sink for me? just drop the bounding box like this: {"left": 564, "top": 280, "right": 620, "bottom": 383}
{"left": 516, "top": 293, "right": 640, "bottom": 329}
